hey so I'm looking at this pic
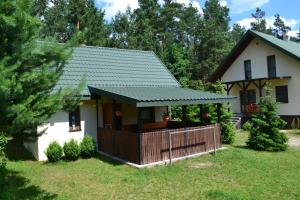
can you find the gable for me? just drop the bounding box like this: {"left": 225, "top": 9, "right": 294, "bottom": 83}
{"left": 208, "top": 30, "right": 300, "bottom": 82}
{"left": 221, "top": 38, "right": 300, "bottom": 82}
{"left": 55, "top": 46, "right": 180, "bottom": 96}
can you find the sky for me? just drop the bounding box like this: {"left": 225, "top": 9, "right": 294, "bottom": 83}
{"left": 95, "top": 0, "right": 300, "bottom": 36}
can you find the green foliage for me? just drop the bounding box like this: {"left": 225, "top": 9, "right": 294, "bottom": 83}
{"left": 80, "top": 136, "right": 96, "bottom": 158}
{"left": 247, "top": 84, "right": 288, "bottom": 151}
{"left": 0, "top": 0, "right": 82, "bottom": 141}
{"left": 242, "top": 121, "right": 252, "bottom": 131}
{"left": 45, "top": 141, "right": 63, "bottom": 162}
{"left": 63, "top": 139, "right": 80, "bottom": 161}
{"left": 250, "top": 7, "right": 272, "bottom": 34}
{"left": 273, "top": 14, "right": 291, "bottom": 35}
{"left": 221, "top": 123, "right": 235, "bottom": 144}
{"left": 39, "top": 0, "right": 106, "bottom": 45}
{"left": 0, "top": 133, "right": 7, "bottom": 170}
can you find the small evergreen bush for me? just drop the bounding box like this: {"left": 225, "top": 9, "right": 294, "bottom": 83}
{"left": 0, "top": 133, "right": 7, "bottom": 170}
{"left": 80, "top": 136, "right": 96, "bottom": 158}
{"left": 45, "top": 141, "right": 63, "bottom": 162}
{"left": 63, "top": 139, "right": 80, "bottom": 161}
{"left": 242, "top": 121, "right": 252, "bottom": 131}
{"left": 221, "top": 123, "right": 235, "bottom": 144}
{"left": 247, "top": 84, "right": 288, "bottom": 151}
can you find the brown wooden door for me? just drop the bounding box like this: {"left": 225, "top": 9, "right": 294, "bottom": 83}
{"left": 103, "top": 102, "right": 113, "bottom": 129}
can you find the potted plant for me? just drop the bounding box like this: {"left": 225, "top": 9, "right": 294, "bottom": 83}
{"left": 162, "top": 112, "right": 170, "bottom": 122}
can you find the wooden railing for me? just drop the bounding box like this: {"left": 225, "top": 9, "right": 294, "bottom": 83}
{"left": 97, "top": 128, "right": 139, "bottom": 164}
{"left": 98, "top": 124, "right": 221, "bottom": 165}
{"left": 140, "top": 124, "right": 221, "bottom": 165}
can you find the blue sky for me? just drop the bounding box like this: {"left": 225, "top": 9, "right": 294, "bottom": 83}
{"left": 96, "top": 0, "right": 300, "bottom": 35}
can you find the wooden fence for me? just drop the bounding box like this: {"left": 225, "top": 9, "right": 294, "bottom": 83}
{"left": 98, "top": 128, "right": 139, "bottom": 164}
{"left": 140, "top": 124, "right": 221, "bottom": 165}
{"left": 98, "top": 124, "right": 221, "bottom": 165}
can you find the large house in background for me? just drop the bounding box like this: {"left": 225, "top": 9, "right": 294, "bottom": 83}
{"left": 25, "top": 46, "right": 234, "bottom": 166}
{"left": 209, "top": 30, "right": 300, "bottom": 128}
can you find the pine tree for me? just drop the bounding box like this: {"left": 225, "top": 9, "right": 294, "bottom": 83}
{"left": 273, "top": 14, "right": 291, "bottom": 38}
{"left": 250, "top": 7, "right": 272, "bottom": 34}
{"left": 39, "top": 0, "right": 106, "bottom": 45}
{"left": 230, "top": 24, "right": 246, "bottom": 45}
{"left": 0, "top": 0, "right": 82, "bottom": 141}
{"left": 194, "top": 0, "right": 233, "bottom": 80}
{"left": 247, "top": 84, "right": 288, "bottom": 151}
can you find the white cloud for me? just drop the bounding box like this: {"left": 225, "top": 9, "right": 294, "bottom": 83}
{"left": 236, "top": 16, "right": 299, "bottom": 31}
{"left": 96, "top": 0, "right": 139, "bottom": 21}
{"left": 219, "top": 0, "right": 228, "bottom": 7}
{"left": 231, "top": 0, "right": 270, "bottom": 14}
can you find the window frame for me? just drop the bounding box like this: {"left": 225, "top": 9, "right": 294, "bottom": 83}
{"left": 140, "top": 107, "right": 155, "bottom": 123}
{"left": 69, "top": 107, "right": 81, "bottom": 132}
{"left": 275, "top": 85, "right": 289, "bottom": 103}
{"left": 267, "top": 55, "right": 277, "bottom": 78}
{"left": 244, "top": 60, "right": 252, "bottom": 80}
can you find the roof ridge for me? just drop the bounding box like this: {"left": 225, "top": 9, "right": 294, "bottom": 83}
{"left": 76, "top": 45, "right": 155, "bottom": 54}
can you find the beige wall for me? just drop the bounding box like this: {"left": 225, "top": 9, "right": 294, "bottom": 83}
{"left": 221, "top": 38, "right": 300, "bottom": 115}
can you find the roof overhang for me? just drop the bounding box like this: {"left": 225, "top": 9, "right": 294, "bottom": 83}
{"left": 88, "top": 86, "right": 236, "bottom": 107}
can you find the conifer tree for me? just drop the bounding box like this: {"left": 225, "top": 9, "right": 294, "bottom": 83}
{"left": 247, "top": 84, "right": 288, "bottom": 151}
{"left": 0, "top": 0, "right": 81, "bottom": 141}
{"left": 250, "top": 7, "right": 272, "bottom": 34}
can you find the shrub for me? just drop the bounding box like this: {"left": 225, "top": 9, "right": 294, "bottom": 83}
{"left": 0, "top": 133, "right": 8, "bottom": 170}
{"left": 80, "top": 136, "right": 96, "bottom": 158}
{"left": 45, "top": 141, "right": 63, "bottom": 162}
{"left": 63, "top": 139, "right": 80, "bottom": 161}
{"left": 247, "top": 84, "right": 288, "bottom": 151}
{"left": 242, "top": 121, "right": 252, "bottom": 131}
{"left": 221, "top": 123, "right": 235, "bottom": 144}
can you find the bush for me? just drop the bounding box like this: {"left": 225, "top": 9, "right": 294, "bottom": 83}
{"left": 242, "top": 121, "right": 252, "bottom": 131}
{"left": 80, "top": 136, "right": 96, "bottom": 158}
{"left": 247, "top": 84, "right": 288, "bottom": 151}
{"left": 63, "top": 139, "right": 80, "bottom": 161}
{"left": 45, "top": 141, "right": 63, "bottom": 162}
{"left": 0, "top": 133, "right": 8, "bottom": 170}
{"left": 221, "top": 122, "right": 235, "bottom": 144}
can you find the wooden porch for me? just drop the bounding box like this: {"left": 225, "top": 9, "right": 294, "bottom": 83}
{"left": 97, "top": 123, "right": 221, "bottom": 165}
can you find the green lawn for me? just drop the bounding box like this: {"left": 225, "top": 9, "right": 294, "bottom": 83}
{"left": 1, "top": 130, "right": 300, "bottom": 200}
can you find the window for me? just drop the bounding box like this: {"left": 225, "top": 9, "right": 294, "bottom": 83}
{"left": 267, "top": 55, "right": 276, "bottom": 78}
{"left": 140, "top": 108, "right": 155, "bottom": 123}
{"left": 276, "top": 86, "right": 288, "bottom": 103}
{"left": 69, "top": 107, "right": 81, "bottom": 131}
{"left": 244, "top": 60, "right": 252, "bottom": 80}
{"left": 241, "top": 89, "right": 256, "bottom": 105}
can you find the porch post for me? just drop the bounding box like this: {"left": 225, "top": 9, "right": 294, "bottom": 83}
{"left": 137, "top": 107, "right": 143, "bottom": 164}
{"left": 242, "top": 82, "right": 247, "bottom": 114}
{"left": 199, "top": 104, "right": 203, "bottom": 123}
{"left": 217, "top": 103, "right": 221, "bottom": 123}
{"left": 258, "top": 80, "right": 263, "bottom": 98}
{"left": 182, "top": 105, "right": 187, "bottom": 127}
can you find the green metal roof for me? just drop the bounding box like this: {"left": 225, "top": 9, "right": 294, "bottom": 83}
{"left": 55, "top": 46, "right": 179, "bottom": 95}
{"left": 252, "top": 30, "right": 300, "bottom": 60}
{"left": 88, "top": 86, "right": 236, "bottom": 107}
{"left": 209, "top": 30, "right": 300, "bottom": 82}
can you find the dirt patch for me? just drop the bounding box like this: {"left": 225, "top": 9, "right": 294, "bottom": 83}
{"left": 189, "top": 162, "right": 213, "bottom": 169}
{"left": 289, "top": 137, "right": 300, "bottom": 147}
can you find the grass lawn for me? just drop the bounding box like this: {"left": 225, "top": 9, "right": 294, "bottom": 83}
{"left": 1, "top": 130, "right": 300, "bottom": 200}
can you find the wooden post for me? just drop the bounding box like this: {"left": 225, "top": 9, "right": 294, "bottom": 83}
{"left": 137, "top": 107, "right": 143, "bottom": 164}
{"left": 217, "top": 104, "right": 221, "bottom": 123}
{"left": 96, "top": 97, "right": 99, "bottom": 128}
{"left": 182, "top": 105, "right": 187, "bottom": 127}
{"left": 258, "top": 80, "right": 263, "bottom": 99}
{"left": 213, "top": 126, "right": 216, "bottom": 155}
{"left": 168, "top": 131, "right": 172, "bottom": 165}
{"left": 199, "top": 104, "right": 203, "bottom": 123}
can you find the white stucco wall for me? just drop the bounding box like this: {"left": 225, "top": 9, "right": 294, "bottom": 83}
{"left": 221, "top": 38, "right": 300, "bottom": 115}
{"left": 25, "top": 101, "right": 97, "bottom": 161}
{"left": 25, "top": 98, "right": 169, "bottom": 161}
